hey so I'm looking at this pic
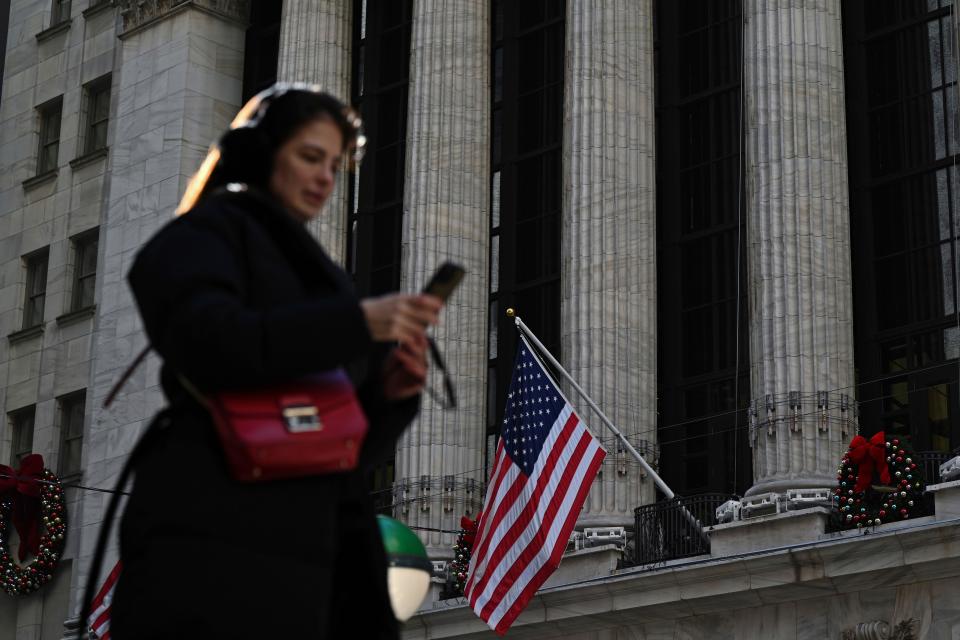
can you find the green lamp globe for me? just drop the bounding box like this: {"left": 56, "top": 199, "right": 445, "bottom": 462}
{"left": 377, "top": 515, "right": 434, "bottom": 621}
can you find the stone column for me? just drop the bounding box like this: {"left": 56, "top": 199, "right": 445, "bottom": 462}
{"left": 561, "top": 0, "right": 658, "bottom": 527}
{"left": 743, "top": 0, "right": 856, "bottom": 496}
{"left": 394, "top": 0, "right": 489, "bottom": 555}
{"left": 276, "top": 0, "right": 352, "bottom": 264}
{"left": 75, "top": 0, "right": 247, "bottom": 614}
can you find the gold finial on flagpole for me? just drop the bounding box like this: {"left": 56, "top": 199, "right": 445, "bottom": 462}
{"left": 505, "top": 308, "right": 515, "bottom": 318}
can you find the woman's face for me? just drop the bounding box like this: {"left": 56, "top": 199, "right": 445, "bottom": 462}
{"left": 269, "top": 117, "right": 344, "bottom": 223}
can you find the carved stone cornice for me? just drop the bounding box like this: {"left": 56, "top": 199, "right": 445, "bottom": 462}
{"left": 118, "top": 0, "right": 249, "bottom": 38}
{"left": 840, "top": 618, "right": 917, "bottom": 640}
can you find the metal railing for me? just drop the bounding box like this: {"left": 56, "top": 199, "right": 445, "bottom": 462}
{"left": 633, "top": 493, "right": 727, "bottom": 566}
{"left": 915, "top": 450, "right": 953, "bottom": 485}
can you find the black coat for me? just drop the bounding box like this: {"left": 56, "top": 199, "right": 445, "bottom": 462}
{"left": 112, "top": 188, "right": 415, "bottom": 639}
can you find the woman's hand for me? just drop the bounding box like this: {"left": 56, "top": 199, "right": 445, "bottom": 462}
{"left": 360, "top": 293, "right": 442, "bottom": 346}
{"left": 382, "top": 335, "right": 429, "bottom": 401}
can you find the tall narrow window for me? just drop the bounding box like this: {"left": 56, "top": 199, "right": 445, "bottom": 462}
{"left": 348, "top": 0, "right": 413, "bottom": 297}
{"left": 70, "top": 230, "right": 98, "bottom": 312}
{"left": 9, "top": 406, "right": 36, "bottom": 467}
{"left": 37, "top": 97, "right": 62, "bottom": 175}
{"left": 241, "top": 2, "right": 281, "bottom": 102}
{"left": 844, "top": 0, "right": 960, "bottom": 453}
{"left": 655, "top": 0, "right": 750, "bottom": 496}
{"left": 488, "top": 0, "right": 564, "bottom": 465}
{"left": 83, "top": 76, "right": 111, "bottom": 155}
{"left": 58, "top": 391, "right": 85, "bottom": 477}
{"left": 50, "top": 0, "right": 70, "bottom": 25}
{"left": 350, "top": 0, "right": 414, "bottom": 513}
{"left": 23, "top": 248, "right": 49, "bottom": 330}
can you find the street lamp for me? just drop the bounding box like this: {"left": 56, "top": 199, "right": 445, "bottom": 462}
{"left": 377, "top": 515, "right": 433, "bottom": 621}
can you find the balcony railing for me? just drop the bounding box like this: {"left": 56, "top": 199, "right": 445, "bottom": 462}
{"left": 633, "top": 493, "right": 727, "bottom": 566}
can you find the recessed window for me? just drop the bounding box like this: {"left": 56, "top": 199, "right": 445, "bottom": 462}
{"left": 83, "top": 76, "right": 111, "bottom": 155}
{"left": 23, "top": 248, "right": 49, "bottom": 330}
{"left": 9, "top": 406, "right": 36, "bottom": 467}
{"left": 37, "top": 97, "right": 63, "bottom": 175}
{"left": 70, "top": 231, "right": 98, "bottom": 312}
{"left": 58, "top": 391, "right": 85, "bottom": 477}
{"left": 51, "top": 0, "right": 71, "bottom": 25}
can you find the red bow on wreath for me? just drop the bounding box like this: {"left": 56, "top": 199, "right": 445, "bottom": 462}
{"left": 848, "top": 432, "right": 891, "bottom": 493}
{"left": 461, "top": 510, "right": 482, "bottom": 548}
{"left": 0, "top": 454, "right": 44, "bottom": 561}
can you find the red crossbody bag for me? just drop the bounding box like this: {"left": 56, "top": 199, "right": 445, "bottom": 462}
{"left": 179, "top": 370, "right": 369, "bottom": 482}
{"left": 106, "top": 347, "right": 369, "bottom": 482}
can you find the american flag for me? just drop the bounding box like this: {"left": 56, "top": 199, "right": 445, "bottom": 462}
{"left": 87, "top": 561, "right": 121, "bottom": 640}
{"left": 464, "top": 337, "right": 605, "bottom": 635}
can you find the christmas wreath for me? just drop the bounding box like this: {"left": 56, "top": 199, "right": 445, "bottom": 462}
{"left": 0, "top": 455, "right": 67, "bottom": 596}
{"left": 833, "top": 432, "right": 925, "bottom": 530}
{"left": 449, "top": 511, "right": 481, "bottom": 596}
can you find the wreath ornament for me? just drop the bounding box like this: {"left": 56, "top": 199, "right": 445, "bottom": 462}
{"left": 0, "top": 454, "right": 67, "bottom": 596}
{"left": 833, "top": 432, "right": 925, "bottom": 530}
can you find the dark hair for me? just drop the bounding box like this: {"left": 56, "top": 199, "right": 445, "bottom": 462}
{"left": 177, "top": 84, "right": 363, "bottom": 214}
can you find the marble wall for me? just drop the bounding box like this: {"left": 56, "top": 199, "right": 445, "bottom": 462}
{"left": 0, "top": 0, "right": 118, "bottom": 638}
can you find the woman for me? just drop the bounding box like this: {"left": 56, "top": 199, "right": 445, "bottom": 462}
{"left": 110, "top": 85, "right": 440, "bottom": 638}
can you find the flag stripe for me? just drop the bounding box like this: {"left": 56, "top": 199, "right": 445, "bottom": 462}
{"left": 469, "top": 412, "right": 580, "bottom": 610}
{"left": 88, "top": 561, "right": 121, "bottom": 640}
{"left": 477, "top": 427, "right": 591, "bottom": 621}
{"left": 491, "top": 443, "right": 605, "bottom": 633}
{"left": 466, "top": 405, "right": 573, "bottom": 596}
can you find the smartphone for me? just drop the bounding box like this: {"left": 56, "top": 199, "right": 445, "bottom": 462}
{"left": 423, "top": 262, "right": 465, "bottom": 303}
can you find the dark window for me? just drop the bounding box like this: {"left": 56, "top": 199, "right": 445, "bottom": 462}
{"left": 83, "top": 76, "right": 111, "bottom": 155}
{"left": 50, "top": 0, "right": 70, "bottom": 25}
{"left": 656, "top": 0, "right": 750, "bottom": 497}
{"left": 58, "top": 391, "right": 85, "bottom": 477}
{"left": 37, "top": 97, "right": 62, "bottom": 175}
{"left": 241, "top": 2, "right": 281, "bottom": 103}
{"left": 348, "top": 0, "right": 412, "bottom": 297}
{"left": 9, "top": 406, "right": 35, "bottom": 467}
{"left": 487, "top": 0, "right": 565, "bottom": 465}
{"left": 350, "top": 0, "right": 414, "bottom": 508}
{"left": 23, "top": 248, "right": 49, "bottom": 329}
{"left": 845, "top": 0, "right": 960, "bottom": 452}
{"left": 70, "top": 230, "right": 98, "bottom": 311}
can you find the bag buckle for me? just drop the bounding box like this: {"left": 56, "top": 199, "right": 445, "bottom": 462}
{"left": 282, "top": 405, "right": 322, "bottom": 432}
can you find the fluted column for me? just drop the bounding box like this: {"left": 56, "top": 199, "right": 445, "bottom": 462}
{"left": 562, "top": 0, "right": 657, "bottom": 527}
{"left": 394, "top": 0, "right": 489, "bottom": 555}
{"left": 276, "top": 0, "right": 352, "bottom": 264}
{"left": 744, "top": 0, "right": 856, "bottom": 496}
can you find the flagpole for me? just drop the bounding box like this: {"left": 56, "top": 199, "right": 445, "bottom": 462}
{"left": 507, "top": 309, "right": 708, "bottom": 542}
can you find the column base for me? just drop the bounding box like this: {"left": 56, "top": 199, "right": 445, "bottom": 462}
{"left": 745, "top": 474, "right": 838, "bottom": 497}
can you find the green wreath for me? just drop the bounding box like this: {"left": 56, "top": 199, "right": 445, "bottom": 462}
{"left": 0, "top": 456, "right": 67, "bottom": 596}
{"left": 833, "top": 432, "right": 925, "bottom": 530}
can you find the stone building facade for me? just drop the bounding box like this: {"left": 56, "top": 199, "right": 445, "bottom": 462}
{"left": 0, "top": 0, "right": 956, "bottom": 638}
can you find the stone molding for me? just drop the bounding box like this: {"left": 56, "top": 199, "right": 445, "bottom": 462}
{"left": 410, "top": 519, "right": 960, "bottom": 638}
{"left": 118, "top": 0, "right": 249, "bottom": 37}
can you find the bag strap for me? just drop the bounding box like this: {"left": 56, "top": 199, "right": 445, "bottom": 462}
{"left": 81, "top": 409, "right": 171, "bottom": 638}
{"left": 103, "top": 345, "right": 152, "bottom": 408}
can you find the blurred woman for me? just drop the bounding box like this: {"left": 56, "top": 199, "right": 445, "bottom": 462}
{"left": 111, "top": 84, "right": 440, "bottom": 638}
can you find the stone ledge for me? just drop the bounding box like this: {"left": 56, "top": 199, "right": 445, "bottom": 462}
{"left": 7, "top": 325, "right": 44, "bottom": 345}
{"left": 404, "top": 517, "right": 960, "bottom": 639}
{"left": 22, "top": 170, "right": 58, "bottom": 191}
{"left": 36, "top": 19, "right": 72, "bottom": 42}
{"left": 69, "top": 147, "right": 108, "bottom": 170}
{"left": 929, "top": 479, "right": 960, "bottom": 521}
{"left": 708, "top": 507, "right": 831, "bottom": 556}
{"left": 56, "top": 306, "right": 96, "bottom": 327}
